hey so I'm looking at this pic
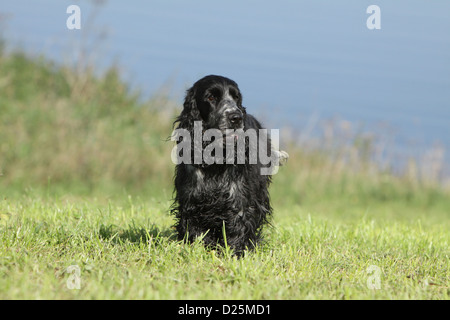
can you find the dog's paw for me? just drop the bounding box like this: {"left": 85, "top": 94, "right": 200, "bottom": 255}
{"left": 273, "top": 150, "right": 289, "bottom": 166}
{"left": 278, "top": 150, "right": 289, "bottom": 166}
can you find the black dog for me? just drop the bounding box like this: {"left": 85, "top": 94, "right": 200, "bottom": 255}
{"left": 171, "top": 75, "right": 288, "bottom": 256}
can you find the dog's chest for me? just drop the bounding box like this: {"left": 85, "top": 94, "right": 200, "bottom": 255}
{"left": 190, "top": 166, "right": 246, "bottom": 206}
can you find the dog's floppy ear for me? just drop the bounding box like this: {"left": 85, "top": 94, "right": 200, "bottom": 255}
{"left": 235, "top": 89, "right": 246, "bottom": 115}
{"left": 175, "top": 86, "right": 201, "bottom": 130}
{"left": 240, "top": 104, "right": 247, "bottom": 115}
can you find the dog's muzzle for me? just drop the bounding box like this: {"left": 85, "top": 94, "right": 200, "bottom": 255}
{"left": 220, "top": 100, "right": 243, "bottom": 130}
{"left": 227, "top": 111, "right": 243, "bottom": 127}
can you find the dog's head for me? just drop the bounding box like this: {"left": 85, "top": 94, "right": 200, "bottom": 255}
{"left": 177, "top": 75, "right": 246, "bottom": 134}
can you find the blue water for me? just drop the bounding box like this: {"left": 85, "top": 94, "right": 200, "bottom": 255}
{"left": 2, "top": 0, "right": 450, "bottom": 174}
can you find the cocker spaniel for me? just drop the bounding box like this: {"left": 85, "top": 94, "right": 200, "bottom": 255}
{"left": 171, "top": 75, "right": 288, "bottom": 256}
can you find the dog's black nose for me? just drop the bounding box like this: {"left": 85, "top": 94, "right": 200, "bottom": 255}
{"left": 228, "top": 112, "right": 243, "bottom": 126}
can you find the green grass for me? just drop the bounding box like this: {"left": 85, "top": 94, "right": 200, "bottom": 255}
{"left": 1, "top": 195, "right": 448, "bottom": 299}
{"left": 0, "top": 49, "right": 449, "bottom": 299}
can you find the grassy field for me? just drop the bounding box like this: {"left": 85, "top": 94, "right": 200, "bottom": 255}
{"left": 0, "top": 49, "right": 449, "bottom": 299}
{"left": 1, "top": 195, "right": 449, "bottom": 299}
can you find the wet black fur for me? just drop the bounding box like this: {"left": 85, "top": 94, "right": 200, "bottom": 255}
{"left": 171, "top": 75, "right": 272, "bottom": 256}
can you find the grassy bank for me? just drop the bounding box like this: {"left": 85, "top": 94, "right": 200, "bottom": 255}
{"left": 0, "top": 50, "right": 449, "bottom": 299}
{"left": 0, "top": 50, "right": 174, "bottom": 197}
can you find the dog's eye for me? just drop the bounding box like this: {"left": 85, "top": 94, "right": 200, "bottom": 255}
{"left": 207, "top": 96, "right": 216, "bottom": 103}
{"left": 230, "top": 91, "right": 240, "bottom": 101}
